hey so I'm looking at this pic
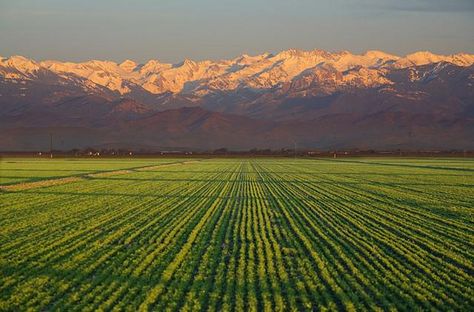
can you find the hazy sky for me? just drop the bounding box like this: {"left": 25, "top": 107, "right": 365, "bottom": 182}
{"left": 1, "top": 0, "right": 473, "bottom": 63}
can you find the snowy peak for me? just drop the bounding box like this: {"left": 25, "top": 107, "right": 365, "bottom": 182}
{"left": 3, "top": 55, "right": 40, "bottom": 68}
{"left": 119, "top": 59, "right": 138, "bottom": 72}
{"left": 395, "top": 51, "right": 474, "bottom": 67}
{"left": 275, "top": 49, "right": 306, "bottom": 59}
{"left": 180, "top": 58, "right": 198, "bottom": 68}
{"left": 448, "top": 53, "right": 474, "bottom": 66}
{"left": 0, "top": 55, "right": 42, "bottom": 78}
{"left": 235, "top": 52, "right": 272, "bottom": 63}
{"left": 140, "top": 60, "right": 170, "bottom": 75}
{"left": 363, "top": 50, "right": 399, "bottom": 60}
{"left": 402, "top": 51, "right": 445, "bottom": 66}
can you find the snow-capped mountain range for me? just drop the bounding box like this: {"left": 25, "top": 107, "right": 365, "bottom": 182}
{"left": 1, "top": 49, "right": 473, "bottom": 150}
{"left": 1, "top": 49, "right": 473, "bottom": 95}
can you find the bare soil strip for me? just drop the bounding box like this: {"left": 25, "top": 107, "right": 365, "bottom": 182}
{"left": 0, "top": 177, "right": 84, "bottom": 191}
{"left": 136, "top": 160, "right": 200, "bottom": 171}
{"left": 0, "top": 160, "right": 203, "bottom": 192}
{"left": 86, "top": 170, "right": 134, "bottom": 178}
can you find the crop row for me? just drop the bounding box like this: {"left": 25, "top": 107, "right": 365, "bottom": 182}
{"left": 0, "top": 158, "right": 473, "bottom": 311}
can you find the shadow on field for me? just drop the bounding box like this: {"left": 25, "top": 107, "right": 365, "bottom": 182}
{"left": 0, "top": 261, "right": 159, "bottom": 303}
{"left": 9, "top": 187, "right": 473, "bottom": 207}
{"left": 81, "top": 176, "right": 474, "bottom": 188}
{"left": 9, "top": 190, "right": 271, "bottom": 200}
{"left": 1, "top": 168, "right": 95, "bottom": 172}
{"left": 318, "top": 159, "right": 474, "bottom": 172}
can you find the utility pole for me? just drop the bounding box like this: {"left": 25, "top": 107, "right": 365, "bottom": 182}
{"left": 294, "top": 141, "right": 297, "bottom": 159}
{"left": 49, "top": 133, "right": 53, "bottom": 159}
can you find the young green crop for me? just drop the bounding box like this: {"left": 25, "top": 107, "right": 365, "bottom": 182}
{"left": 0, "top": 157, "right": 473, "bottom": 311}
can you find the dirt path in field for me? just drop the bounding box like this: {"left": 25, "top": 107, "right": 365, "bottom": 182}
{"left": 135, "top": 160, "right": 201, "bottom": 171}
{"left": 0, "top": 177, "right": 84, "bottom": 191}
{"left": 0, "top": 160, "right": 203, "bottom": 192}
{"left": 86, "top": 169, "right": 134, "bottom": 178}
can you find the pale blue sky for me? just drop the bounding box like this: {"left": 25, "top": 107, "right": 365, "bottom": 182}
{"left": 1, "top": 0, "right": 473, "bottom": 63}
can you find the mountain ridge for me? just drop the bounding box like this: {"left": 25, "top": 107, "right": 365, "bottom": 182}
{"left": 1, "top": 49, "right": 473, "bottom": 150}
{"left": 2, "top": 49, "right": 473, "bottom": 96}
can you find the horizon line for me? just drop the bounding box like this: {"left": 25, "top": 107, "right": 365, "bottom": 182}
{"left": 2, "top": 48, "right": 473, "bottom": 65}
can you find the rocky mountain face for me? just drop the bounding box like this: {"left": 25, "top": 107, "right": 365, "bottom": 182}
{"left": 1, "top": 49, "right": 473, "bottom": 151}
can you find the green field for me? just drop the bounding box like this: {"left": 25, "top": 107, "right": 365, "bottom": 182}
{"left": 1, "top": 158, "right": 473, "bottom": 311}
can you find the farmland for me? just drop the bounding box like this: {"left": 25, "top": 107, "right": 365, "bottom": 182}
{"left": 0, "top": 157, "right": 473, "bottom": 311}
